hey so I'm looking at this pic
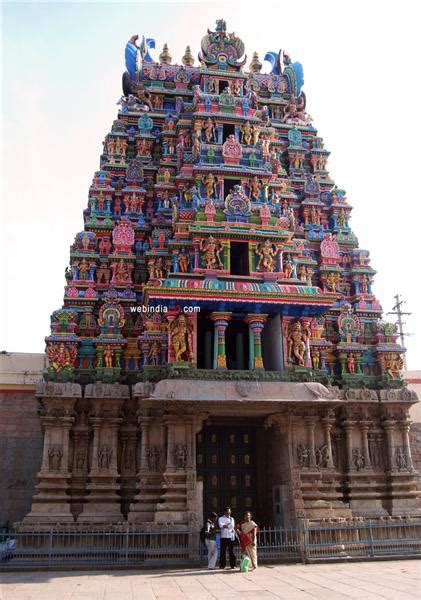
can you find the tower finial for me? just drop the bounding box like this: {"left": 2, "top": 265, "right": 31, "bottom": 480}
{"left": 249, "top": 51, "right": 262, "bottom": 73}
{"left": 159, "top": 43, "right": 172, "bottom": 65}
{"left": 182, "top": 45, "right": 194, "bottom": 67}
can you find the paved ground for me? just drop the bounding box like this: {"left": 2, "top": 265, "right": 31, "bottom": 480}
{"left": 1, "top": 560, "right": 421, "bottom": 599}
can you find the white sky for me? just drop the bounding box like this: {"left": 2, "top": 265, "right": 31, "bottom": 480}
{"left": 2, "top": 0, "right": 421, "bottom": 368}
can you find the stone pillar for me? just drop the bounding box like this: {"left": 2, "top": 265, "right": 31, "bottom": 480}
{"left": 210, "top": 312, "right": 231, "bottom": 369}
{"left": 245, "top": 314, "right": 268, "bottom": 370}
{"left": 360, "top": 421, "right": 371, "bottom": 468}
{"left": 22, "top": 382, "right": 81, "bottom": 525}
{"left": 383, "top": 419, "right": 396, "bottom": 472}
{"left": 139, "top": 416, "right": 151, "bottom": 472}
{"left": 165, "top": 416, "right": 176, "bottom": 471}
{"left": 400, "top": 420, "right": 414, "bottom": 470}
{"left": 305, "top": 417, "right": 317, "bottom": 469}
{"left": 321, "top": 417, "right": 334, "bottom": 468}
{"left": 77, "top": 383, "right": 128, "bottom": 524}
{"left": 343, "top": 420, "right": 354, "bottom": 470}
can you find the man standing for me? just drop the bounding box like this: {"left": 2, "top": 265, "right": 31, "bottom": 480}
{"left": 218, "top": 507, "right": 236, "bottom": 569}
{"left": 204, "top": 512, "right": 218, "bottom": 570}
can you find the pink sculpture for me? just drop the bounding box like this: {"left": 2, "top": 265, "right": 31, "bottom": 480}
{"left": 320, "top": 233, "right": 340, "bottom": 265}
{"left": 222, "top": 134, "right": 243, "bottom": 166}
{"left": 112, "top": 217, "right": 135, "bottom": 254}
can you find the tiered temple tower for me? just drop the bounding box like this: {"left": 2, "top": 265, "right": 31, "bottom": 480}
{"left": 24, "top": 21, "right": 420, "bottom": 529}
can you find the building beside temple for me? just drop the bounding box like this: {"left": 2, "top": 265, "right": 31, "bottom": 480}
{"left": 22, "top": 21, "right": 420, "bottom": 530}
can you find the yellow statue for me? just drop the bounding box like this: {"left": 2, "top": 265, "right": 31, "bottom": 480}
{"left": 256, "top": 239, "right": 277, "bottom": 272}
{"left": 241, "top": 121, "right": 252, "bottom": 145}
{"left": 287, "top": 321, "right": 309, "bottom": 366}
{"left": 202, "top": 173, "right": 217, "bottom": 198}
{"left": 169, "top": 313, "right": 193, "bottom": 362}
{"left": 104, "top": 345, "right": 114, "bottom": 368}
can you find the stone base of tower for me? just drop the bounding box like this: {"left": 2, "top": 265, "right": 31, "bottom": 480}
{"left": 20, "top": 380, "right": 421, "bottom": 531}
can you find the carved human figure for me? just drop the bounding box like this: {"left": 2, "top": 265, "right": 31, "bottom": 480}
{"left": 200, "top": 235, "right": 223, "bottom": 269}
{"left": 203, "top": 173, "right": 217, "bottom": 198}
{"left": 251, "top": 124, "right": 260, "bottom": 146}
{"left": 173, "top": 443, "right": 188, "bottom": 469}
{"left": 148, "top": 341, "right": 161, "bottom": 365}
{"left": 249, "top": 176, "right": 262, "bottom": 201}
{"left": 205, "top": 118, "right": 216, "bottom": 143}
{"left": 347, "top": 354, "right": 356, "bottom": 374}
{"left": 395, "top": 447, "right": 408, "bottom": 471}
{"left": 360, "top": 275, "right": 368, "bottom": 294}
{"left": 75, "top": 451, "right": 85, "bottom": 469}
{"left": 283, "top": 255, "right": 294, "bottom": 279}
{"left": 78, "top": 258, "right": 90, "bottom": 280}
{"left": 352, "top": 448, "right": 365, "bottom": 471}
{"left": 287, "top": 321, "right": 308, "bottom": 366}
{"left": 169, "top": 313, "right": 193, "bottom": 362}
{"left": 98, "top": 445, "right": 113, "bottom": 469}
{"left": 297, "top": 443, "right": 309, "bottom": 468}
{"left": 48, "top": 445, "right": 63, "bottom": 471}
{"left": 107, "top": 138, "right": 115, "bottom": 155}
{"left": 241, "top": 121, "right": 252, "bottom": 145}
{"left": 256, "top": 239, "right": 277, "bottom": 272}
{"left": 104, "top": 345, "right": 114, "bottom": 368}
{"left": 326, "top": 272, "right": 340, "bottom": 292}
{"left": 178, "top": 248, "right": 190, "bottom": 273}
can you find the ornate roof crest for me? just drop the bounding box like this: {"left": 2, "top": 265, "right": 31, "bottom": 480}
{"left": 199, "top": 20, "right": 246, "bottom": 70}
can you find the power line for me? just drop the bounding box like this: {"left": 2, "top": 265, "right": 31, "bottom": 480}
{"left": 386, "top": 293, "right": 412, "bottom": 369}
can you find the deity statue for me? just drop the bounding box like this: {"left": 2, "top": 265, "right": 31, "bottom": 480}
{"left": 249, "top": 176, "right": 262, "bottom": 201}
{"left": 47, "top": 343, "right": 77, "bottom": 372}
{"left": 104, "top": 345, "right": 114, "bottom": 368}
{"left": 111, "top": 258, "right": 131, "bottom": 284}
{"left": 133, "top": 82, "right": 153, "bottom": 110}
{"left": 347, "top": 354, "right": 356, "bottom": 374}
{"left": 194, "top": 119, "right": 204, "bottom": 139}
{"left": 98, "top": 445, "right": 113, "bottom": 469}
{"left": 241, "top": 121, "right": 252, "bottom": 145}
{"left": 380, "top": 353, "right": 404, "bottom": 379}
{"left": 287, "top": 320, "right": 309, "bottom": 366}
{"left": 251, "top": 124, "right": 260, "bottom": 146}
{"left": 282, "top": 94, "right": 312, "bottom": 126}
{"left": 297, "top": 443, "right": 309, "bottom": 468}
{"left": 107, "top": 138, "right": 115, "bottom": 155}
{"left": 200, "top": 235, "right": 223, "bottom": 269}
{"left": 173, "top": 444, "right": 188, "bottom": 469}
{"left": 326, "top": 272, "right": 340, "bottom": 293}
{"left": 222, "top": 134, "right": 243, "bottom": 165}
{"left": 148, "top": 341, "right": 161, "bottom": 365}
{"left": 78, "top": 258, "right": 90, "bottom": 280}
{"left": 202, "top": 173, "right": 217, "bottom": 198}
{"left": 311, "top": 351, "right": 320, "bottom": 370}
{"left": 204, "top": 118, "right": 216, "bottom": 143}
{"left": 178, "top": 248, "right": 190, "bottom": 273}
{"left": 352, "top": 449, "right": 365, "bottom": 471}
{"left": 283, "top": 255, "right": 294, "bottom": 279}
{"left": 360, "top": 274, "right": 368, "bottom": 294}
{"left": 48, "top": 446, "right": 63, "bottom": 471}
{"left": 256, "top": 239, "right": 277, "bottom": 272}
{"left": 169, "top": 313, "right": 193, "bottom": 362}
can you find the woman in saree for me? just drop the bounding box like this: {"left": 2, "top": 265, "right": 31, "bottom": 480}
{"left": 237, "top": 511, "right": 259, "bottom": 570}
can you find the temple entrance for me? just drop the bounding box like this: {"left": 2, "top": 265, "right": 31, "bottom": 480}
{"left": 196, "top": 425, "right": 258, "bottom": 522}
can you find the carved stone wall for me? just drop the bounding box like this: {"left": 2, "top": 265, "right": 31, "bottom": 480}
{"left": 0, "top": 390, "right": 43, "bottom": 527}
{"left": 9, "top": 380, "right": 421, "bottom": 529}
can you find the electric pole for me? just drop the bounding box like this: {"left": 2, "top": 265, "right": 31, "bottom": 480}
{"left": 387, "top": 294, "right": 412, "bottom": 370}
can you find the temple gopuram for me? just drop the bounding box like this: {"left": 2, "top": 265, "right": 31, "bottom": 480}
{"left": 23, "top": 20, "right": 420, "bottom": 530}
